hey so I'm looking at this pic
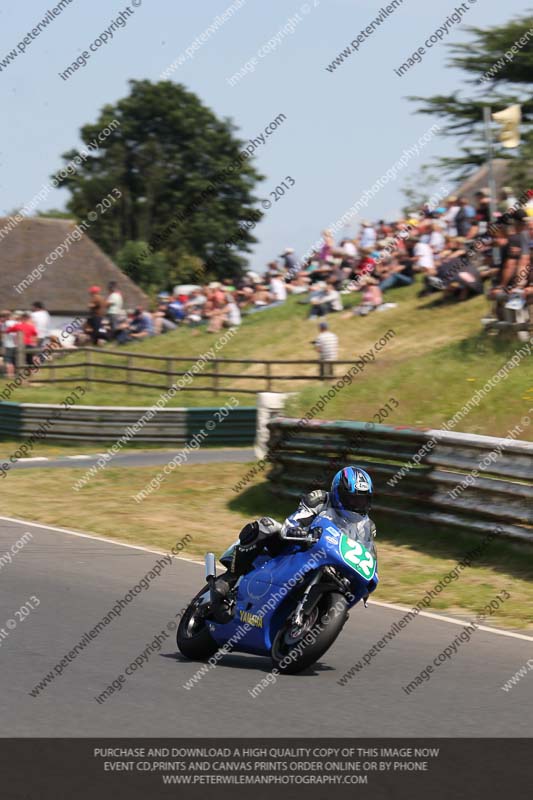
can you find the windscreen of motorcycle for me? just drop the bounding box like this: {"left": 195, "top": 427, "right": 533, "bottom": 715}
{"left": 314, "top": 508, "right": 376, "bottom": 582}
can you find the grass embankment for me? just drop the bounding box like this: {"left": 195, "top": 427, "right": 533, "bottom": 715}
{"left": 2, "top": 462, "right": 532, "bottom": 630}
{"left": 1, "top": 283, "right": 532, "bottom": 438}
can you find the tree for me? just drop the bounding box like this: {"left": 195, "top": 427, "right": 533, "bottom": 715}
{"left": 408, "top": 12, "right": 533, "bottom": 184}
{"left": 54, "top": 80, "right": 263, "bottom": 289}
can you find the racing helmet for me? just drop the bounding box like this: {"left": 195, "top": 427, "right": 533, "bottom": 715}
{"left": 330, "top": 466, "right": 373, "bottom": 515}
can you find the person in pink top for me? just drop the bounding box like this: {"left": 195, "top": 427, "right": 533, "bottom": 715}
{"left": 354, "top": 277, "right": 383, "bottom": 316}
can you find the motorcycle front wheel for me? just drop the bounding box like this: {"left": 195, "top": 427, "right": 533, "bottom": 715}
{"left": 177, "top": 585, "right": 219, "bottom": 660}
{"left": 271, "top": 591, "right": 348, "bottom": 674}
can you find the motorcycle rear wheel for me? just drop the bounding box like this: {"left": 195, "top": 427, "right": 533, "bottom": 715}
{"left": 271, "top": 591, "right": 348, "bottom": 674}
{"left": 177, "top": 585, "right": 219, "bottom": 660}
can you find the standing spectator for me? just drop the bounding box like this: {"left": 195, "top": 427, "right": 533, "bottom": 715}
{"left": 106, "top": 281, "right": 124, "bottom": 336}
{"left": 280, "top": 247, "right": 298, "bottom": 275}
{"left": 475, "top": 189, "right": 491, "bottom": 232}
{"left": 360, "top": 221, "right": 377, "bottom": 249}
{"left": 443, "top": 196, "right": 460, "bottom": 237}
{"left": 319, "top": 229, "right": 334, "bottom": 262}
{"left": 31, "top": 301, "right": 51, "bottom": 346}
{"left": 86, "top": 286, "right": 106, "bottom": 346}
{"left": 1, "top": 310, "right": 18, "bottom": 377}
{"left": 454, "top": 196, "right": 476, "bottom": 238}
{"left": 11, "top": 312, "right": 38, "bottom": 365}
{"left": 314, "top": 321, "right": 338, "bottom": 379}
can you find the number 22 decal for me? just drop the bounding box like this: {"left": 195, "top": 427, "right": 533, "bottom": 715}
{"left": 339, "top": 536, "right": 376, "bottom": 580}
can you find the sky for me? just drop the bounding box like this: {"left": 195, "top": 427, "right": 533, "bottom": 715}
{"left": 1, "top": 0, "right": 530, "bottom": 272}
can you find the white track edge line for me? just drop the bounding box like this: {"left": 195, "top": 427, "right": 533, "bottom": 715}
{"left": 1, "top": 515, "right": 531, "bottom": 642}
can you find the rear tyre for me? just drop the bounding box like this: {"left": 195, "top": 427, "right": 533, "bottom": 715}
{"left": 177, "top": 585, "right": 219, "bottom": 660}
{"left": 271, "top": 591, "right": 348, "bottom": 674}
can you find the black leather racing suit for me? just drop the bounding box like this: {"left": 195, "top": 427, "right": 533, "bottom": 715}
{"left": 228, "top": 489, "right": 376, "bottom": 578}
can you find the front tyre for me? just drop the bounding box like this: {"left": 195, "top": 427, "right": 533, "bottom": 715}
{"left": 177, "top": 585, "right": 219, "bottom": 660}
{"left": 271, "top": 591, "right": 348, "bottom": 674}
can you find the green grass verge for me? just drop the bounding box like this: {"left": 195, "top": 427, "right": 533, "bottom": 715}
{"left": 1, "top": 282, "right": 532, "bottom": 438}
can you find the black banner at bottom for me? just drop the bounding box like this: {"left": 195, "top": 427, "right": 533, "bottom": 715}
{"left": 2, "top": 738, "right": 530, "bottom": 799}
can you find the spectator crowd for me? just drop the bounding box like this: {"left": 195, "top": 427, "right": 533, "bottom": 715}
{"left": 2, "top": 184, "right": 533, "bottom": 375}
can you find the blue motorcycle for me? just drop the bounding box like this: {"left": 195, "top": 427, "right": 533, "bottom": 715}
{"left": 177, "top": 508, "right": 378, "bottom": 673}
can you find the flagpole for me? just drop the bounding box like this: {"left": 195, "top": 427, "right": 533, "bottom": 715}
{"left": 483, "top": 106, "right": 497, "bottom": 222}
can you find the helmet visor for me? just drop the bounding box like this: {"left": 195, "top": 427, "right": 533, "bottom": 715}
{"left": 338, "top": 485, "right": 371, "bottom": 515}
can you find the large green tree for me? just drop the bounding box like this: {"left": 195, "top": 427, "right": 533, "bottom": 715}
{"left": 408, "top": 12, "right": 533, "bottom": 186}
{"left": 54, "top": 80, "right": 263, "bottom": 288}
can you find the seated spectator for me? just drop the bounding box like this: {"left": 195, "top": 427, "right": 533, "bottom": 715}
{"left": 340, "top": 238, "right": 358, "bottom": 259}
{"left": 356, "top": 248, "right": 376, "bottom": 278}
{"left": 129, "top": 307, "right": 154, "bottom": 340}
{"left": 499, "top": 186, "right": 519, "bottom": 214}
{"left": 309, "top": 279, "right": 343, "bottom": 318}
{"left": 412, "top": 236, "right": 435, "bottom": 276}
{"left": 225, "top": 293, "right": 242, "bottom": 327}
{"left": 206, "top": 294, "right": 228, "bottom": 332}
{"left": 252, "top": 284, "right": 272, "bottom": 307}
{"left": 153, "top": 307, "right": 177, "bottom": 335}
{"left": 378, "top": 256, "right": 414, "bottom": 292}
{"left": 167, "top": 294, "right": 186, "bottom": 324}
{"left": 269, "top": 272, "right": 287, "bottom": 302}
{"left": 352, "top": 276, "right": 383, "bottom": 316}
{"left": 427, "top": 222, "right": 446, "bottom": 253}
{"left": 184, "top": 289, "right": 207, "bottom": 325}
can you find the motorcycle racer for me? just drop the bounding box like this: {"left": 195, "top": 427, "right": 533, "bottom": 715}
{"left": 214, "top": 466, "right": 376, "bottom": 599}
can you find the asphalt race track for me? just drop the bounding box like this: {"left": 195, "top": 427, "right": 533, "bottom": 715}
{"left": 1, "top": 516, "right": 532, "bottom": 737}
{"left": 8, "top": 447, "right": 255, "bottom": 471}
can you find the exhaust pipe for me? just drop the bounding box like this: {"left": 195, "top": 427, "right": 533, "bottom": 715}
{"left": 205, "top": 553, "right": 217, "bottom": 603}
{"left": 205, "top": 552, "right": 216, "bottom": 581}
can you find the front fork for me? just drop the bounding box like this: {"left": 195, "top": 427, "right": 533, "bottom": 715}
{"left": 292, "top": 569, "right": 324, "bottom": 627}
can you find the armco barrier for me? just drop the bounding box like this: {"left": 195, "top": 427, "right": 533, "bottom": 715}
{"left": 266, "top": 418, "right": 533, "bottom": 543}
{"left": 0, "top": 403, "right": 256, "bottom": 445}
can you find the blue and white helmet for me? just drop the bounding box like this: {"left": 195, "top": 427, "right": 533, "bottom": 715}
{"left": 331, "top": 466, "right": 373, "bottom": 516}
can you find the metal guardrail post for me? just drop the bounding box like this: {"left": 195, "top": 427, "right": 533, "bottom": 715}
{"left": 85, "top": 349, "right": 92, "bottom": 384}
{"left": 266, "top": 362, "right": 272, "bottom": 392}
{"left": 213, "top": 360, "right": 219, "bottom": 396}
{"left": 15, "top": 333, "right": 25, "bottom": 377}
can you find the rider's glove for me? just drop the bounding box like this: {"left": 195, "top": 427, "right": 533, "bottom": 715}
{"left": 239, "top": 517, "right": 281, "bottom": 546}
{"left": 288, "top": 526, "right": 310, "bottom": 539}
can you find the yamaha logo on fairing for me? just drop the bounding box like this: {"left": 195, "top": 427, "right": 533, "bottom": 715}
{"left": 240, "top": 610, "right": 263, "bottom": 628}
